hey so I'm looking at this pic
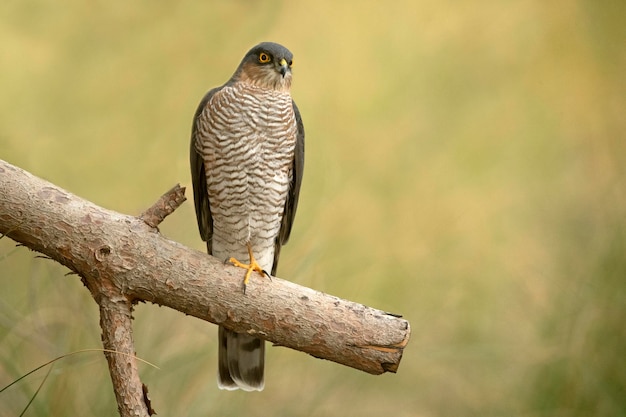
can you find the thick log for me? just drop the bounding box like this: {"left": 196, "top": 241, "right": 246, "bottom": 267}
{"left": 0, "top": 158, "right": 410, "bottom": 414}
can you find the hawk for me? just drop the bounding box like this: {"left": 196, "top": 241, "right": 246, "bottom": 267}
{"left": 190, "top": 42, "right": 304, "bottom": 391}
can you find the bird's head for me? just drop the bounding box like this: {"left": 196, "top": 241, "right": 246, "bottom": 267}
{"left": 235, "top": 42, "right": 294, "bottom": 92}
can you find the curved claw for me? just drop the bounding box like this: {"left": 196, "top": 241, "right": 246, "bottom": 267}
{"left": 262, "top": 269, "right": 272, "bottom": 281}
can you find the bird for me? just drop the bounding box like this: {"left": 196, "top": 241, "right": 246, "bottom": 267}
{"left": 189, "top": 42, "right": 304, "bottom": 391}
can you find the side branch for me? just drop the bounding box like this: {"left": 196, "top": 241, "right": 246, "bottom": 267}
{"left": 99, "top": 295, "right": 148, "bottom": 416}
{"left": 139, "top": 184, "right": 186, "bottom": 228}
{"left": 0, "top": 158, "right": 410, "bottom": 381}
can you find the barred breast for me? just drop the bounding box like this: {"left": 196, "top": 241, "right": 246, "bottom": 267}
{"left": 195, "top": 82, "right": 298, "bottom": 272}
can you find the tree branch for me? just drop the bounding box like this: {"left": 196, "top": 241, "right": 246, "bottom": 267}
{"left": 99, "top": 294, "right": 147, "bottom": 416}
{"left": 0, "top": 159, "right": 410, "bottom": 416}
{"left": 138, "top": 184, "right": 186, "bottom": 228}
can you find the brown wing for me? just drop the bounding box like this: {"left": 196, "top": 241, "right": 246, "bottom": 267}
{"left": 190, "top": 87, "right": 221, "bottom": 254}
{"left": 272, "top": 100, "right": 305, "bottom": 275}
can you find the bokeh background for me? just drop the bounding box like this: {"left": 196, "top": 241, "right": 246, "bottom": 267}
{"left": 1, "top": 1, "right": 624, "bottom": 416}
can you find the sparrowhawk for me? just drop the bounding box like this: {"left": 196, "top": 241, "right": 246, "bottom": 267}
{"left": 190, "top": 42, "right": 304, "bottom": 391}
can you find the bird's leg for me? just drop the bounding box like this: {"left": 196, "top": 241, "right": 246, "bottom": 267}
{"left": 227, "top": 243, "right": 270, "bottom": 294}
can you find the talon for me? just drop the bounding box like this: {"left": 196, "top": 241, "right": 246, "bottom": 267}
{"left": 227, "top": 244, "right": 269, "bottom": 294}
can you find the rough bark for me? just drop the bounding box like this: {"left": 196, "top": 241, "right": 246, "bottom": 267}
{"left": 0, "top": 159, "right": 410, "bottom": 416}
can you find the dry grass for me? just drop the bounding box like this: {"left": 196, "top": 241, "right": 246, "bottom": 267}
{"left": 1, "top": 1, "right": 624, "bottom": 416}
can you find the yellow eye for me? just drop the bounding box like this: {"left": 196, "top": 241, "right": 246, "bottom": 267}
{"left": 258, "top": 52, "right": 271, "bottom": 63}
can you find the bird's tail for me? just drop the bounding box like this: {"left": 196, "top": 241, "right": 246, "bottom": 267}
{"left": 217, "top": 325, "right": 265, "bottom": 391}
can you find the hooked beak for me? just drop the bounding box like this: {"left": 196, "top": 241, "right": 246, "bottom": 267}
{"left": 278, "top": 58, "right": 290, "bottom": 77}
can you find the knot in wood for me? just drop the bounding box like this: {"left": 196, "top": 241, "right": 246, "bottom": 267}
{"left": 95, "top": 245, "right": 112, "bottom": 262}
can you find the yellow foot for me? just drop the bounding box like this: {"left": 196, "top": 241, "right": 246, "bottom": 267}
{"left": 227, "top": 244, "right": 270, "bottom": 294}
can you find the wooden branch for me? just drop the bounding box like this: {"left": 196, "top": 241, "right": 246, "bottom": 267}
{"left": 0, "top": 159, "right": 410, "bottom": 415}
{"left": 138, "top": 184, "right": 186, "bottom": 228}
{"left": 99, "top": 295, "right": 148, "bottom": 416}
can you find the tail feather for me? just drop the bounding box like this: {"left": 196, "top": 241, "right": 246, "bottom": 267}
{"left": 217, "top": 325, "right": 265, "bottom": 391}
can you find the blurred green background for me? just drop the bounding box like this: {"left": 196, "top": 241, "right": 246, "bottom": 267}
{"left": 1, "top": 1, "right": 624, "bottom": 416}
